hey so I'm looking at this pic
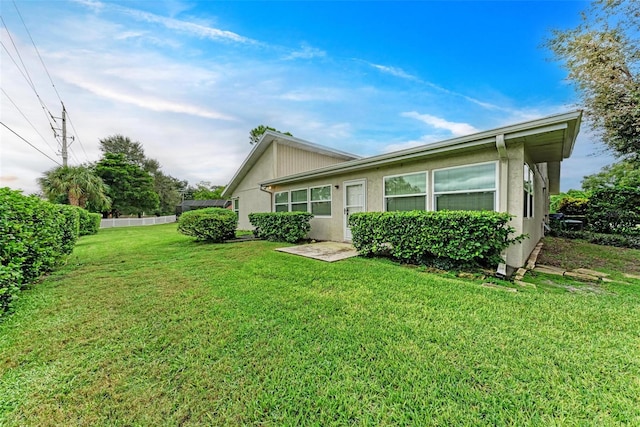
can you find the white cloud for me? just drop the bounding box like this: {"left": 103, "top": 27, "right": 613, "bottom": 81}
{"left": 401, "top": 111, "right": 478, "bottom": 136}
{"left": 367, "top": 62, "right": 418, "bottom": 81}
{"left": 284, "top": 44, "right": 327, "bottom": 60}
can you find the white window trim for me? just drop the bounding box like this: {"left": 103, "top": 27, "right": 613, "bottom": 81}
{"left": 431, "top": 161, "right": 499, "bottom": 211}
{"left": 232, "top": 197, "right": 239, "bottom": 216}
{"left": 524, "top": 163, "right": 535, "bottom": 219}
{"left": 382, "top": 171, "right": 428, "bottom": 212}
{"left": 274, "top": 190, "right": 289, "bottom": 212}
{"left": 310, "top": 185, "right": 332, "bottom": 218}
{"left": 290, "top": 187, "right": 309, "bottom": 212}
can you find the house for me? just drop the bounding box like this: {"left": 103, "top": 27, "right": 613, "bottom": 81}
{"left": 176, "top": 199, "right": 231, "bottom": 216}
{"left": 222, "top": 111, "right": 582, "bottom": 268}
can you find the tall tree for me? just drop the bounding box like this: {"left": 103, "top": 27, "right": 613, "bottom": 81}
{"left": 249, "top": 125, "right": 293, "bottom": 145}
{"left": 189, "top": 181, "right": 225, "bottom": 200}
{"left": 94, "top": 153, "right": 159, "bottom": 218}
{"left": 99, "top": 135, "right": 146, "bottom": 166}
{"left": 546, "top": 0, "right": 640, "bottom": 162}
{"left": 38, "top": 165, "right": 111, "bottom": 210}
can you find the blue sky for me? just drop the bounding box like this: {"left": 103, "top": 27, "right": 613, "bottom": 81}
{"left": 1, "top": 0, "right": 614, "bottom": 195}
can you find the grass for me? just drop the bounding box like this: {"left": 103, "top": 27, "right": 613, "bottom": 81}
{"left": 1, "top": 225, "right": 639, "bottom": 425}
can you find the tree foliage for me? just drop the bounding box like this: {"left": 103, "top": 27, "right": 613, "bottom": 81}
{"left": 547, "top": 0, "right": 640, "bottom": 162}
{"left": 99, "top": 135, "right": 184, "bottom": 215}
{"left": 581, "top": 159, "right": 640, "bottom": 191}
{"left": 38, "top": 165, "right": 111, "bottom": 210}
{"left": 188, "top": 181, "right": 225, "bottom": 200}
{"left": 249, "top": 125, "right": 293, "bottom": 145}
{"left": 94, "top": 153, "right": 159, "bottom": 217}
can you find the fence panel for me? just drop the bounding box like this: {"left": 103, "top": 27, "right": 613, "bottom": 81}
{"left": 100, "top": 215, "right": 177, "bottom": 229}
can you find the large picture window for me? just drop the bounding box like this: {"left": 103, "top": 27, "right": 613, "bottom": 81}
{"left": 433, "top": 162, "right": 497, "bottom": 211}
{"left": 310, "top": 186, "right": 331, "bottom": 216}
{"left": 384, "top": 172, "right": 427, "bottom": 211}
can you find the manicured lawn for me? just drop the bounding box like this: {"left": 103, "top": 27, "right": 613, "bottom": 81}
{"left": 1, "top": 225, "right": 639, "bottom": 425}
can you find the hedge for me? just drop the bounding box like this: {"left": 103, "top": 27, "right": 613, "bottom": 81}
{"left": 77, "top": 208, "right": 101, "bottom": 236}
{"left": 1, "top": 188, "right": 77, "bottom": 314}
{"left": 586, "top": 187, "right": 640, "bottom": 236}
{"left": 348, "top": 210, "right": 525, "bottom": 269}
{"left": 177, "top": 207, "right": 238, "bottom": 242}
{"left": 248, "top": 212, "right": 313, "bottom": 243}
{"left": 56, "top": 205, "right": 80, "bottom": 256}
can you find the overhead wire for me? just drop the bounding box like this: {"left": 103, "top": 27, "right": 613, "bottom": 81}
{"left": 1, "top": 121, "right": 61, "bottom": 166}
{"left": 1, "top": 87, "right": 58, "bottom": 156}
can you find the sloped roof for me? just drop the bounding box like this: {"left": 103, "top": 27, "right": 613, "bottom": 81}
{"left": 221, "top": 131, "right": 360, "bottom": 198}
{"left": 260, "top": 111, "right": 582, "bottom": 193}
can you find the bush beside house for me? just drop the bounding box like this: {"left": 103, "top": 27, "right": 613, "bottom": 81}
{"left": 177, "top": 208, "right": 238, "bottom": 242}
{"left": 349, "top": 211, "right": 524, "bottom": 269}
{"left": 248, "top": 212, "right": 313, "bottom": 243}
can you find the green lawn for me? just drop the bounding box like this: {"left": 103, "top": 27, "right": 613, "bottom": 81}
{"left": 1, "top": 224, "right": 639, "bottom": 425}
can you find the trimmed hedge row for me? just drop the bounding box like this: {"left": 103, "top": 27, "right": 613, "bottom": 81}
{"left": 78, "top": 208, "right": 101, "bottom": 236}
{"left": 1, "top": 188, "right": 83, "bottom": 314}
{"left": 349, "top": 210, "right": 525, "bottom": 269}
{"left": 177, "top": 208, "right": 238, "bottom": 242}
{"left": 249, "top": 212, "right": 313, "bottom": 243}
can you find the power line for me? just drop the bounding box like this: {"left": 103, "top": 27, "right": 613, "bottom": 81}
{"left": 65, "top": 110, "right": 90, "bottom": 162}
{"left": 1, "top": 121, "right": 61, "bottom": 166}
{"left": 13, "top": 1, "right": 63, "bottom": 103}
{"left": 1, "top": 87, "right": 58, "bottom": 156}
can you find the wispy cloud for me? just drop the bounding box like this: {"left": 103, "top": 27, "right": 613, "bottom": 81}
{"left": 283, "top": 44, "right": 327, "bottom": 60}
{"left": 75, "top": 0, "right": 257, "bottom": 45}
{"left": 402, "top": 111, "right": 478, "bottom": 136}
{"left": 70, "top": 79, "right": 237, "bottom": 121}
{"left": 367, "top": 62, "right": 419, "bottom": 81}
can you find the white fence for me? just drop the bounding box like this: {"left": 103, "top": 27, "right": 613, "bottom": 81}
{"left": 100, "top": 215, "right": 176, "bottom": 229}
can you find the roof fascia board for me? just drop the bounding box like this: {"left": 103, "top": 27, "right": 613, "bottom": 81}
{"left": 504, "top": 123, "right": 568, "bottom": 140}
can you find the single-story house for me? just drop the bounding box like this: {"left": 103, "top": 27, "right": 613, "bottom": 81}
{"left": 222, "top": 111, "right": 582, "bottom": 269}
{"left": 176, "top": 199, "right": 231, "bottom": 216}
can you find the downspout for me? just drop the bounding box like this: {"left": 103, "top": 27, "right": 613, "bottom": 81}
{"left": 495, "top": 134, "right": 509, "bottom": 276}
{"left": 260, "top": 185, "right": 274, "bottom": 212}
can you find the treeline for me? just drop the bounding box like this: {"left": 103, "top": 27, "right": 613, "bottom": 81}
{"left": 39, "top": 135, "right": 225, "bottom": 218}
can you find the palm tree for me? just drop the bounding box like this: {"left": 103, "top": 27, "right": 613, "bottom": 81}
{"left": 38, "top": 165, "right": 111, "bottom": 210}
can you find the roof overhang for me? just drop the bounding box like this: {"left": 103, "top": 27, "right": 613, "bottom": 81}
{"left": 261, "top": 110, "right": 582, "bottom": 187}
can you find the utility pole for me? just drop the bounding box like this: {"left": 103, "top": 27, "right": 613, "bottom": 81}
{"left": 61, "top": 103, "right": 68, "bottom": 167}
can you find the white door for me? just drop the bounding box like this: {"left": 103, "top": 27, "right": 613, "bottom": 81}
{"left": 344, "top": 179, "right": 366, "bottom": 241}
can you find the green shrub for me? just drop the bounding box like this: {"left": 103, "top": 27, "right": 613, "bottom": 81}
{"left": 552, "top": 229, "right": 640, "bottom": 249}
{"left": 556, "top": 197, "right": 589, "bottom": 216}
{"left": 55, "top": 205, "right": 80, "bottom": 255}
{"left": 0, "top": 188, "right": 70, "bottom": 314}
{"left": 587, "top": 187, "right": 640, "bottom": 235}
{"left": 248, "top": 212, "right": 313, "bottom": 243}
{"left": 177, "top": 208, "right": 237, "bottom": 242}
{"left": 77, "top": 208, "right": 101, "bottom": 236}
{"left": 348, "top": 210, "right": 525, "bottom": 269}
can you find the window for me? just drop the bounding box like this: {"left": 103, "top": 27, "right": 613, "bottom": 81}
{"left": 274, "top": 191, "right": 289, "bottom": 212}
{"left": 291, "top": 189, "right": 308, "bottom": 212}
{"left": 433, "top": 162, "right": 497, "bottom": 211}
{"left": 232, "top": 198, "right": 239, "bottom": 216}
{"left": 310, "top": 186, "right": 331, "bottom": 216}
{"left": 384, "top": 172, "right": 427, "bottom": 211}
{"left": 524, "top": 163, "right": 534, "bottom": 218}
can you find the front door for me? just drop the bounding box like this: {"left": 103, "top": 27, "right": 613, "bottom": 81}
{"left": 344, "top": 179, "right": 366, "bottom": 241}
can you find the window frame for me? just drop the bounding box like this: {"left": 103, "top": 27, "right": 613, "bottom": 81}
{"left": 290, "top": 187, "right": 309, "bottom": 212}
{"left": 523, "top": 163, "right": 534, "bottom": 218}
{"left": 383, "top": 171, "right": 428, "bottom": 212}
{"left": 432, "top": 161, "right": 499, "bottom": 212}
{"left": 309, "top": 185, "right": 332, "bottom": 217}
{"left": 232, "top": 198, "right": 239, "bottom": 216}
{"left": 274, "top": 191, "right": 289, "bottom": 212}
